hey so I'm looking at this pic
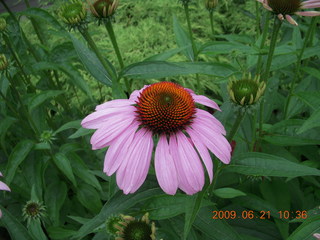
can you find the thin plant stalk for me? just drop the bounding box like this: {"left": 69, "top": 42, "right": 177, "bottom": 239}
{"left": 255, "top": 1, "right": 261, "bottom": 36}
{"left": 259, "top": 16, "right": 282, "bottom": 138}
{"left": 209, "top": 11, "right": 215, "bottom": 39}
{"left": 79, "top": 27, "right": 117, "bottom": 81}
{"left": 256, "top": 11, "right": 270, "bottom": 75}
{"left": 104, "top": 20, "right": 131, "bottom": 92}
{"left": 183, "top": 3, "right": 197, "bottom": 59}
{"left": 227, "top": 108, "right": 246, "bottom": 142}
{"left": 284, "top": 17, "right": 317, "bottom": 119}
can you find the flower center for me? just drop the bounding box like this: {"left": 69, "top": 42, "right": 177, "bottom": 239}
{"left": 123, "top": 221, "right": 152, "bottom": 240}
{"left": 268, "top": 0, "right": 301, "bottom": 15}
{"left": 135, "top": 82, "right": 195, "bottom": 134}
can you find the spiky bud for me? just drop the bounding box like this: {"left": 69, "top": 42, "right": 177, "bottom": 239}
{"left": 205, "top": 0, "right": 218, "bottom": 11}
{"left": 22, "top": 200, "right": 46, "bottom": 225}
{"left": 59, "top": 0, "right": 87, "bottom": 30}
{"left": 106, "top": 215, "right": 124, "bottom": 236}
{"left": 114, "top": 213, "right": 156, "bottom": 240}
{"left": 39, "top": 130, "right": 56, "bottom": 144}
{"left": 0, "top": 54, "right": 8, "bottom": 71}
{"left": 87, "top": 0, "right": 119, "bottom": 20}
{"left": 0, "top": 18, "right": 7, "bottom": 32}
{"left": 228, "top": 74, "right": 266, "bottom": 106}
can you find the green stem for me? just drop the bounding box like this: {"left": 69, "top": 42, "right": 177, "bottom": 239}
{"left": 284, "top": 17, "right": 317, "bottom": 119}
{"left": 183, "top": 3, "right": 197, "bottom": 60}
{"left": 255, "top": 1, "right": 261, "bottom": 36}
{"left": 79, "top": 27, "right": 117, "bottom": 81}
{"left": 256, "top": 11, "right": 270, "bottom": 75}
{"left": 250, "top": 109, "right": 257, "bottom": 151}
{"left": 262, "top": 16, "right": 282, "bottom": 82}
{"left": 227, "top": 108, "right": 246, "bottom": 142}
{"left": 209, "top": 11, "right": 215, "bottom": 39}
{"left": 208, "top": 161, "right": 222, "bottom": 195}
{"left": 258, "top": 16, "right": 282, "bottom": 138}
{"left": 104, "top": 21, "right": 130, "bottom": 92}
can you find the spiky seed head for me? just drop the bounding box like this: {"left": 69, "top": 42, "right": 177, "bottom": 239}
{"left": 106, "top": 215, "right": 125, "bottom": 236}
{"left": 268, "top": 0, "right": 301, "bottom": 15}
{"left": 205, "top": 0, "right": 218, "bottom": 11}
{"left": 115, "top": 213, "right": 156, "bottom": 240}
{"left": 0, "top": 54, "right": 8, "bottom": 71}
{"left": 22, "top": 200, "right": 46, "bottom": 225}
{"left": 59, "top": 0, "right": 87, "bottom": 29}
{"left": 228, "top": 74, "right": 266, "bottom": 106}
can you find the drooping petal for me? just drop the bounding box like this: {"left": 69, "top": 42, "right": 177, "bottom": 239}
{"left": 90, "top": 116, "right": 135, "bottom": 149}
{"left": 103, "top": 121, "right": 140, "bottom": 175}
{"left": 95, "top": 99, "right": 134, "bottom": 111}
{"left": 278, "top": 13, "right": 284, "bottom": 20}
{"left": 188, "top": 132, "right": 214, "bottom": 182}
{"left": 129, "top": 85, "right": 149, "bottom": 101}
{"left": 0, "top": 181, "right": 10, "bottom": 192}
{"left": 296, "top": 11, "right": 320, "bottom": 16}
{"left": 81, "top": 106, "right": 135, "bottom": 129}
{"left": 0, "top": 172, "right": 2, "bottom": 177}
{"left": 155, "top": 134, "right": 178, "bottom": 195}
{"left": 173, "top": 132, "right": 205, "bottom": 195}
{"left": 191, "top": 93, "right": 221, "bottom": 111}
{"left": 195, "top": 109, "right": 226, "bottom": 135}
{"left": 301, "top": 2, "right": 320, "bottom": 9}
{"left": 116, "top": 128, "right": 153, "bottom": 194}
{"left": 189, "top": 121, "right": 231, "bottom": 164}
{"left": 285, "top": 15, "right": 298, "bottom": 25}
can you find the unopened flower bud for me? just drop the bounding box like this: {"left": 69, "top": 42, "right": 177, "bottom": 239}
{"left": 59, "top": 0, "right": 87, "bottom": 30}
{"left": 205, "top": 0, "right": 218, "bottom": 11}
{"left": 88, "top": 0, "right": 119, "bottom": 19}
{"left": 22, "top": 200, "right": 46, "bottom": 225}
{"left": 228, "top": 73, "right": 266, "bottom": 106}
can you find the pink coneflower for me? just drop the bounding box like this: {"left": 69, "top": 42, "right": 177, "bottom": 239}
{"left": 82, "top": 82, "right": 231, "bottom": 195}
{"left": 257, "top": 0, "right": 320, "bottom": 25}
{"left": 0, "top": 172, "right": 10, "bottom": 218}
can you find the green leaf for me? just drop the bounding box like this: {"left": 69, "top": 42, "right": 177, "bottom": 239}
{"left": 295, "top": 91, "right": 320, "bottom": 111}
{"left": 121, "top": 61, "right": 237, "bottom": 79}
{"left": 32, "top": 62, "right": 92, "bottom": 99}
{"left": 302, "top": 66, "right": 320, "bottom": 81}
{"left": 0, "top": 207, "right": 33, "bottom": 240}
{"left": 213, "top": 188, "right": 246, "bottom": 199}
{"left": 287, "top": 215, "right": 320, "bottom": 240}
{"left": 297, "top": 108, "right": 320, "bottom": 134}
{"left": 45, "top": 181, "right": 67, "bottom": 226}
{"left": 77, "top": 183, "right": 102, "bottom": 214}
{"left": 193, "top": 207, "right": 243, "bottom": 240}
{"left": 72, "top": 188, "right": 162, "bottom": 239}
{"left": 184, "top": 190, "right": 208, "bottom": 240}
{"left": 147, "top": 194, "right": 191, "bottom": 220}
{"left": 200, "top": 41, "right": 252, "bottom": 55}
{"left": 47, "top": 227, "right": 77, "bottom": 240}
{"left": 28, "top": 90, "right": 64, "bottom": 112}
{"left": 54, "top": 120, "right": 81, "bottom": 135}
{"left": 68, "top": 127, "right": 94, "bottom": 139}
{"left": 226, "top": 152, "right": 320, "bottom": 178}
{"left": 29, "top": 220, "right": 48, "bottom": 240}
{"left": 53, "top": 153, "right": 77, "bottom": 187}
{"left": 144, "top": 46, "right": 189, "bottom": 61}
{"left": 69, "top": 153, "right": 102, "bottom": 192}
{"left": 69, "top": 34, "right": 112, "bottom": 86}
{"left": 5, "top": 139, "right": 34, "bottom": 185}
{"left": 20, "top": 8, "right": 66, "bottom": 32}
{"left": 260, "top": 180, "right": 290, "bottom": 239}
{"left": 173, "top": 15, "right": 194, "bottom": 61}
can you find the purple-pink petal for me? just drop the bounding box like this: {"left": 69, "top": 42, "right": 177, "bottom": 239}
{"left": 195, "top": 109, "right": 226, "bottom": 135}
{"left": 0, "top": 181, "right": 10, "bottom": 192}
{"left": 81, "top": 106, "right": 135, "bottom": 129}
{"left": 285, "top": 15, "right": 298, "bottom": 26}
{"left": 301, "top": 2, "right": 320, "bottom": 8}
{"left": 95, "top": 99, "right": 134, "bottom": 111}
{"left": 155, "top": 134, "right": 178, "bottom": 195}
{"left": 103, "top": 121, "right": 139, "bottom": 175}
{"left": 173, "top": 132, "right": 205, "bottom": 195}
{"left": 296, "top": 11, "right": 320, "bottom": 16}
{"left": 191, "top": 93, "right": 221, "bottom": 111}
{"left": 116, "top": 129, "right": 153, "bottom": 194}
{"left": 90, "top": 116, "right": 134, "bottom": 149}
{"left": 189, "top": 121, "right": 231, "bottom": 164}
